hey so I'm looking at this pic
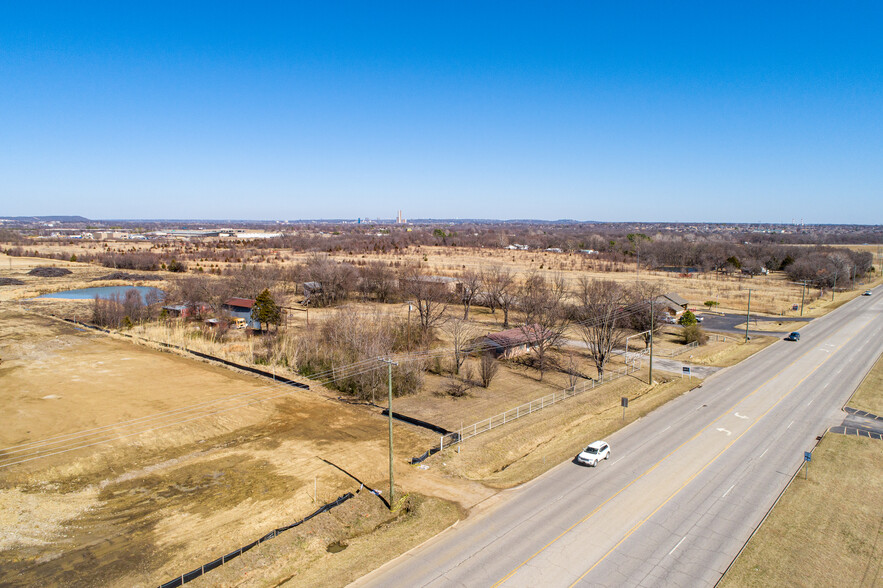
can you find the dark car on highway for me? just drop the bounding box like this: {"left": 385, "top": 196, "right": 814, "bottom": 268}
{"left": 786, "top": 332, "right": 801, "bottom": 341}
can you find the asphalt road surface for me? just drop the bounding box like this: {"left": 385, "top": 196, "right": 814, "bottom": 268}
{"left": 353, "top": 287, "right": 883, "bottom": 588}
{"left": 699, "top": 312, "right": 811, "bottom": 337}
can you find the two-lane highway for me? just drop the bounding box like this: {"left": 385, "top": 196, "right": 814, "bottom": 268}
{"left": 352, "top": 288, "right": 883, "bottom": 588}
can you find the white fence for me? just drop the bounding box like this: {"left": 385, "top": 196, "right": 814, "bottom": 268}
{"left": 439, "top": 359, "right": 642, "bottom": 451}
{"left": 654, "top": 340, "right": 699, "bottom": 358}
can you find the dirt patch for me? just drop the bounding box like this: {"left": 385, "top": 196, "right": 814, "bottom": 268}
{"left": 0, "top": 308, "right": 455, "bottom": 587}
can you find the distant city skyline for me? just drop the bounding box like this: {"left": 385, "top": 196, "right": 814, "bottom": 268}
{"left": 1, "top": 3, "right": 882, "bottom": 224}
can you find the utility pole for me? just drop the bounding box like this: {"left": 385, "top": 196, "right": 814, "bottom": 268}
{"left": 800, "top": 280, "right": 806, "bottom": 317}
{"left": 832, "top": 270, "right": 837, "bottom": 302}
{"left": 379, "top": 358, "right": 398, "bottom": 509}
{"left": 745, "top": 289, "right": 751, "bottom": 343}
{"left": 649, "top": 299, "right": 654, "bottom": 384}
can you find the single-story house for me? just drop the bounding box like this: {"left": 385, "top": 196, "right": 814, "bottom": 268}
{"left": 651, "top": 293, "right": 689, "bottom": 318}
{"left": 162, "top": 303, "right": 210, "bottom": 318}
{"left": 475, "top": 324, "right": 556, "bottom": 359}
{"left": 222, "top": 297, "right": 260, "bottom": 329}
{"left": 416, "top": 275, "right": 462, "bottom": 294}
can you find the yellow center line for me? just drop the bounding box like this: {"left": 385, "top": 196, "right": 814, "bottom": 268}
{"left": 492, "top": 316, "right": 871, "bottom": 588}
{"left": 565, "top": 318, "right": 875, "bottom": 587}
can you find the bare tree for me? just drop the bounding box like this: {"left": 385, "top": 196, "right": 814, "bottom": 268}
{"left": 574, "top": 278, "right": 626, "bottom": 380}
{"left": 517, "top": 272, "right": 567, "bottom": 380}
{"left": 479, "top": 352, "right": 499, "bottom": 388}
{"left": 626, "top": 281, "right": 664, "bottom": 349}
{"left": 299, "top": 253, "right": 357, "bottom": 306}
{"left": 401, "top": 265, "right": 449, "bottom": 336}
{"left": 445, "top": 318, "right": 479, "bottom": 375}
{"left": 359, "top": 261, "right": 397, "bottom": 303}
{"left": 483, "top": 266, "right": 517, "bottom": 327}
{"left": 459, "top": 269, "right": 482, "bottom": 320}
{"left": 519, "top": 271, "right": 566, "bottom": 325}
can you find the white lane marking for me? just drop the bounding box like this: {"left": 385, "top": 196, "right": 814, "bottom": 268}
{"left": 824, "top": 383, "right": 829, "bottom": 388}
{"left": 669, "top": 536, "right": 687, "bottom": 556}
{"left": 734, "top": 412, "right": 749, "bottom": 419}
{"left": 612, "top": 459, "right": 621, "bottom": 465}
{"left": 787, "top": 420, "right": 794, "bottom": 430}
{"left": 807, "top": 399, "right": 813, "bottom": 406}
{"left": 759, "top": 447, "right": 769, "bottom": 459}
{"left": 722, "top": 484, "right": 736, "bottom": 498}
{"left": 716, "top": 428, "right": 732, "bottom": 436}
{"left": 662, "top": 426, "right": 671, "bottom": 432}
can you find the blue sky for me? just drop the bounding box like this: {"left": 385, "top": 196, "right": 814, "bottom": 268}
{"left": 1, "top": 2, "right": 881, "bottom": 223}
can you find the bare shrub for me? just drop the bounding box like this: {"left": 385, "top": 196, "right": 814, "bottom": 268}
{"left": 479, "top": 352, "right": 499, "bottom": 388}
{"left": 289, "top": 307, "right": 423, "bottom": 401}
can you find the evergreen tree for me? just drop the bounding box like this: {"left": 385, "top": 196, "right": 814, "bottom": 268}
{"left": 251, "top": 288, "right": 281, "bottom": 331}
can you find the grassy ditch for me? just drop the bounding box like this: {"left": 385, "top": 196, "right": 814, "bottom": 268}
{"left": 848, "top": 351, "right": 883, "bottom": 417}
{"left": 721, "top": 350, "right": 883, "bottom": 587}
{"left": 430, "top": 371, "right": 697, "bottom": 488}
{"left": 190, "top": 491, "right": 464, "bottom": 588}
{"left": 720, "top": 434, "right": 883, "bottom": 588}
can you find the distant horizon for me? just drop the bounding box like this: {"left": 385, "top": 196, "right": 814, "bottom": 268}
{"left": 2, "top": 214, "right": 880, "bottom": 228}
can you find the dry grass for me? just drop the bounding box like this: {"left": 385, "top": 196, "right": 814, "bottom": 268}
{"left": 0, "top": 309, "right": 451, "bottom": 587}
{"left": 190, "top": 491, "right": 464, "bottom": 588}
{"left": 732, "top": 320, "right": 811, "bottom": 332}
{"left": 430, "top": 372, "right": 697, "bottom": 488}
{"left": 689, "top": 336, "right": 776, "bottom": 367}
{"left": 720, "top": 434, "right": 883, "bottom": 588}
{"left": 848, "top": 352, "right": 883, "bottom": 418}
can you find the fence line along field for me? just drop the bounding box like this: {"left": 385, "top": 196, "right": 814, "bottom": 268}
{"left": 0, "top": 309, "right": 449, "bottom": 587}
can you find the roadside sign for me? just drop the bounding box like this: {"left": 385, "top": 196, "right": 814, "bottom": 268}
{"left": 682, "top": 366, "right": 691, "bottom": 374}
{"left": 804, "top": 451, "right": 811, "bottom": 462}
{"left": 621, "top": 397, "right": 629, "bottom": 408}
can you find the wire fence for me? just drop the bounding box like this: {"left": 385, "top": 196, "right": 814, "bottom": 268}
{"left": 653, "top": 341, "right": 699, "bottom": 358}
{"left": 437, "top": 359, "right": 643, "bottom": 451}
{"left": 159, "top": 492, "right": 355, "bottom": 588}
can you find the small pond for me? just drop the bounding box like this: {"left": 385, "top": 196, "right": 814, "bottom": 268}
{"left": 36, "top": 286, "right": 165, "bottom": 303}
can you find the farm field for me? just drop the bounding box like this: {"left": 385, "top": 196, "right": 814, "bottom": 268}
{"left": 1, "top": 239, "right": 879, "bottom": 587}
{"left": 0, "top": 308, "right": 462, "bottom": 587}
{"left": 8, "top": 240, "right": 879, "bottom": 317}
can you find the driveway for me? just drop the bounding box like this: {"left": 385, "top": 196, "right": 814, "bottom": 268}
{"left": 564, "top": 340, "right": 721, "bottom": 379}
{"left": 830, "top": 407, "right": 883, "bottom": 440}
{"left": 699, "top": 312, "right": 812, "bottom": 337}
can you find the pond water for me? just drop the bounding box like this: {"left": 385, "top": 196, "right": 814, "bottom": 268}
{"left": 36, "top": 286, "right": 165, "bottom": 303}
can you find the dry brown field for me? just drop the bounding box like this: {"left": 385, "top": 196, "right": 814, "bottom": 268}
{"left": 9, "top": 240, "right": 882, "bottom": 317}
{"left": 1, "top": 240, "right": 878, "bottom": 586}
{"left": 0, "top": 308, "right": 484, "bottom": 586}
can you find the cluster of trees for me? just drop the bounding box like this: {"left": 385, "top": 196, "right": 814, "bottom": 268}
{"left": 784, "top": 249, "right": 873, "bottom": 287}
{"left": 91, "top": 289, "right": 163, "bottom": 328}
{"left": 285, "top": 308, "right": 424, "bottom": 401}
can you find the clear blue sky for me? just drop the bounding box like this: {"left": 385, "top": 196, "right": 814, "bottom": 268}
{"left": 1, "top": 2, "right": 881, "bottom": 223}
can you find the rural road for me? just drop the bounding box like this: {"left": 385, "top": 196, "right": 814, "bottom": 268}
{"left": 352, "top": 287, "right": 883, "bottom": 588}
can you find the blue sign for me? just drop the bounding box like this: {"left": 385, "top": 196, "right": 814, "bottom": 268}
{"left": 683, "top": 366, "right": 691, "bottom": 374}
{"left": 804, "top": 451, "right": 812, "bottom": 462}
